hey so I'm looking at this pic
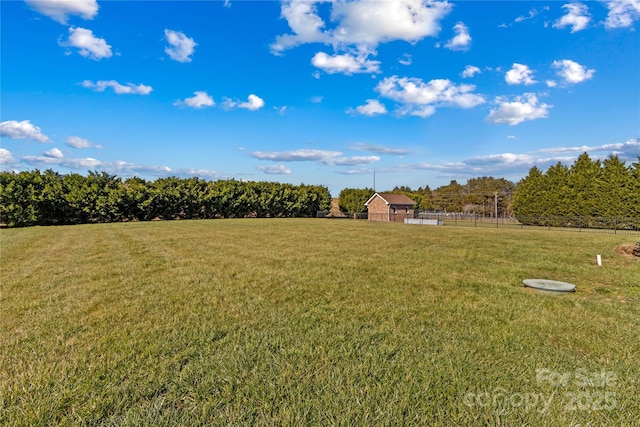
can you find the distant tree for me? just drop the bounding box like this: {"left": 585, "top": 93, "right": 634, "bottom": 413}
{"left": 432, "top": 180, "right": 464, "bottom": 212}
{"left": 462, "top": 177, "right": 516, "bottom": 217}
{"left": 417, "top": 186, "right": 434, "bottom": 210}
{"left": 390, "top": 185, "right": 435, "bottom": 211}
{"left": 339, "top": 188, "right": 374, "bottom": 217}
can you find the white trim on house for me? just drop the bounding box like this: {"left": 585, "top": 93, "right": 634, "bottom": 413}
{"left": 364, "top": 193, "right": 386, "bottom": 207}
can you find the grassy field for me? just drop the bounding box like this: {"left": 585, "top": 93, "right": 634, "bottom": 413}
{"left": 1, "top": 219, "right": 639, "bottom": 425}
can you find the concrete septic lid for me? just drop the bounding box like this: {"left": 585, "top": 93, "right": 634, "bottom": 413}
{"left": 523, "top": 279, "right": 576, "bottom": 292}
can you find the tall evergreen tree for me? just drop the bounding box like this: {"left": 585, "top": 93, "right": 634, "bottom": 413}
{"left": 543, "top": 162, "right": 571, "bottom": 217}
{"left": 512, "top": 166, "right": 546, "bottom": 223}
{"left": 629, "top": 157, "right": 640, "bottom": 218}
{"left": 568, "top": 153, "right": 602, "bottom": 217}
{"left": 599, "top": 155, "right": 631, "bottom": 218}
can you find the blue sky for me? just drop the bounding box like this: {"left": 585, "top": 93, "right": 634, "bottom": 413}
{"left": 1, "top": 0, "right": 639, "bottom": 196}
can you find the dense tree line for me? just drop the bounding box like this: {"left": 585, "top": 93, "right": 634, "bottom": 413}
{"left": 391, "top": 177, "right": 515, "bottom": 216}
{"left": 389, "top": 185, "right": 434, "bottom": 211}
{"left": 0, "top": 170, "right": 331, "bottom": 227}
{"left": 338, "top": 177, "right": 516, "bottom": 216}
{"left": 512, "top": 153, "right": 640, "bottom": 226}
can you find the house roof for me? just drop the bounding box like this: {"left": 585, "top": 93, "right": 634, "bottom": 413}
{"left": 365, "top": 192, "right": 416, "bottom": 206}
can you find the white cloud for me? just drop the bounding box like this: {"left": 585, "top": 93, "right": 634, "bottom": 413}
{"left": 22, "top": 154, "right": 102, "bottom": 169}
{"left": 271, "top": 0, "right": 452, "bottom": 52}
{"left": 44, "top": 148, "right": 64, "bottom": 158}
{"left": 172, "top": 168, "right": 228, "bottom": 180}
{"left": 311, "top": 51, "right": 380, "bottom": 75}
{"left": 538, "top": 138, "right": 640, "bottom": 161}
{"left": 402, "top": 160, "right": 467, "bottom": 172}
{"left": 240, "top": 94, "right": 265, "bottom": 110}
{"left": 405, "top": 106, "right": 437, "bottom": 118}
{"left": 350, "top": 143, "right": 411, "bottom": 156}
{"left": 398, "top": 54, "right": 412, "bottom": 66}
{"left": 0, "top": 120, "right": 51, "bottom": 143}
{"left": 552, "top": 59, "right": 595, "bottom": 84}
{"left": 514, "top": 8, "right": 539, "bottom": 23}
{"left": 405, "top": 153, "right": 562, "bottom": 177}
{"left": 466, "top": 153, "right": 536, "bottom": 166}
{"left": 326, "top": 155, "right": 380, "bottom": 166}
{"left": 335, "top": 167, "right": 381, "bottom": 176}
{"left": 81, "top": 80, "right": 153, "bottom": 95}
{"left": 444, "top": 22, "right": 471, "bottom": 51}
{"left": 461, "top": 65, "right": 481, "bottom": 78}
{"left": 553, "top": 3, "right": 590, "bottom": 32}
{"left": 488, "top": 93, "right": 551, "bottom": 125}
{"left": 251, "top": 148, "right": 379, "bottom": 167}
{"left": 66, "top": 135, "right": 101, "bottom": 149}
{"left": 329, "top": 0, "right": 453, "bottom": 46}
{"left": 546, "top": 80, "right": 558, "bottom": 88}
{"left": 257, "top": 164, "right": 292, "bottom": 175}
{"left": 505, "top": 63, "right": 536, "bottom": 85}
{"left": 271, "top": 0, "right": 452, "bottom": 73}
{"left": 224, "top": 94, "right": 265, "bottom": 111}
{"left": 396, "top": 138, "right": 639, "bottom": 180}
{"left": 174, "top": 91, "right": 215, "bottom": 109}
{"left": 25, "top": 0, "right": 98, "bottom": 24}
{"left": 603, "top": 0, "right": 640, "bottom": 29}
{"left": 20, "top": 154, "right": 227, "bottom": 180}
{"left": 348, "top": 99, "right": 387, "bottom": 116}
{"left": 270, "top": 1, "right": 330, "bottom": 53}
{"left": 59, "top": 27, "right": 112, "bottom": 60}
{"left": 164, "top": 29, "right": 197, "bottom": 63}
{"left": 376, "top": 75, "right": 485, "bottom": 117}
{"left": 0, "top": 148, "right": 16, "bottom": 165}
{"left": 251, "top": 149, "right": 342, "bottom": 162}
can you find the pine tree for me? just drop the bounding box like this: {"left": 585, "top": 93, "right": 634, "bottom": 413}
{"left": 568, "top": 153, "right": 602, "bottom": 217}
{"left": 629, "top": 158, "right": 640, "bottom": 219}
{"left": 600, "top": 155, "right": 631, "bottom": 218}
{"left": 512, "top": 166, "right": 546, "bottom": 224}
{"left": 544, "top": 162, "right": 571, "bottom": 217}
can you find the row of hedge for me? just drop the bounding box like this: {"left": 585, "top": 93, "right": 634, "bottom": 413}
{"left": 0, "top": 170, "right": 331, "bottom": 227}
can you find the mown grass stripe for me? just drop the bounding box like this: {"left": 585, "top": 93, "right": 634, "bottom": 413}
{"left": 1, "top": 219, "right": 638, "bottom": 425}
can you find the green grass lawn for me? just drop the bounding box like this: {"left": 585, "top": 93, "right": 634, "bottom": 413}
{"left": 1, "top": 219, "right": 639, "bottom": 425}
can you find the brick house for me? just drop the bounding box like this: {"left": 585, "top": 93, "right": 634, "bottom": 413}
{"left": 364, "top": 193, "right": 417, "bottom": 222}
